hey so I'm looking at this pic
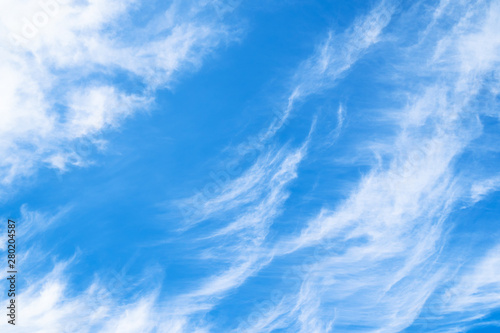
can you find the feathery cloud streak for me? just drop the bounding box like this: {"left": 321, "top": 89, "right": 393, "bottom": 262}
{"left": 0, "top": 0, "right": 237, "bottom": 189}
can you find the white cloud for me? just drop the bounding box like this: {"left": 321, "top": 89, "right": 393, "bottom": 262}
{"left": 0, "top": 0, "right": 237, "bottom": 189}
{"left": 0, "top": 258, "right": 167, "bottom": 333}
{"left": 446, "top": 244, "right": 500, "bottom": 314}
{"left": 243, "top": 1, "right": 394, "bottom": 150}
{"left": 171, "top": 140, "right": 310, "bottom": 326}
{"left": 64, "top": 86, "right": 149, "bottom": 139}
{"left": 4, "top": 0, "right": 500, "bottom": 332}
{"left": 243, "top": 0, "right": 500, "bottom": 331}
{"left": 171, "top": 1, "right": 399, "bottom": 330}
{"left": 160, "top": 3, "right": 400, "bottom": 331}
{"left": 471, "top": 175, "right": 500, "bottom": 202}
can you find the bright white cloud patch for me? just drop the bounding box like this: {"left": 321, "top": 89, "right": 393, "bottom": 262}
{"left": 0, "top": 0, "right": 236, "bottom": 188}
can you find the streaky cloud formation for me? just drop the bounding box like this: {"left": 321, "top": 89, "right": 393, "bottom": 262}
{"left": 242, "top": 0, "right": 394, "bottom": 151}
{"left": 1, "top": 0, "right": 500, "bottom": 332}
{"left": 0, "top": 0, "right": 236, "bottom": 189}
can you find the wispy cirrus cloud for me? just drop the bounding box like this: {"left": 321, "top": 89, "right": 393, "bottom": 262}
{"left": 180, "top": 0, "right": 395, "bottom": 226}
{"left": 169, "top": 1, "right": 397, "bottom": 330}
{"left": 3, "top": 0, "right": 500, "bottom": 332}
{"left": 470, "top": 175, "right": 500, "bottom": 203}
{"left": 240, "top": 0, "right": 500, "bottom": 332}
{"left": 0, "top": 1, "right": 241, "bottom": 329}
{"left": 242, "top": 0, "right": 395, "bottom": 150}
{"left": 0, "top": 0, "right": 238, "bottom": 189}
{"left": 446, "top": 243, "right": 500, "bottom": 316}
{"left": 168, "top": 139, "right": 311, "bottom": 329}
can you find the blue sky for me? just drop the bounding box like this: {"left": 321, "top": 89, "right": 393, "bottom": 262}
{"left": 1, "top": 0, "right": 500, "bottom": 332}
